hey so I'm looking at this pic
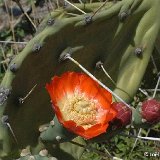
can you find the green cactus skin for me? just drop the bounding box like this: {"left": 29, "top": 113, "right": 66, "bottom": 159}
{"left": 40, "top": 116, "right": 76, "bottom": 143}
{"left": 17, "top": 156, "right": 57, "bottom": 160}
{"left": 0, "top": 0, "right": 160, "bottom": 159}
{"left": 16, "top": 148, "right": 58, "bottom": 160}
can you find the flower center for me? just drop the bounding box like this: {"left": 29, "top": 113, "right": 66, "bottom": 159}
{"left": 57, "top": 90, "right": 98, "bottom": 129}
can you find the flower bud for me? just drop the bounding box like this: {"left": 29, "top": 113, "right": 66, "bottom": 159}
{"left": 111, "top": 102, "right": 132, "bottom": 128}
{"left": 141, "top": 99, "right": 160, "bottom": 123}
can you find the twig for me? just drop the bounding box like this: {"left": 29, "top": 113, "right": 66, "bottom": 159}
{"left": 0, "top": 41, "right": 28, "bottom": 44}
{"left": 12, "top": 0, "right": 37, "bottom": 31}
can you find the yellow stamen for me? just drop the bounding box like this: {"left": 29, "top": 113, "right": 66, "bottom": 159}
{"left": 57, "top": 90, "right": 98, "bottom": 129}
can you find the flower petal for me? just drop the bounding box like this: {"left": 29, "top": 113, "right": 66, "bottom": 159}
{"left": 95, "top": 90, "right": 111, "bottom": 110}
{"left": 79, "top": 74, "right": 100, "bottom": 99}
{"left": 59, "top": 72, "right": 80, "bottom": 94}
{"left": 63, "top": 121, "right": 108, "bottom": 139}
{"left": 52, "top": 104, "right": 63, "bottom": 123}
{"left": 84, "top": 123, "right": 109, "bottom": 139}
{"left": 46, "top": 76, "right": 65, "bottom": 102}
{"left": 63, "top": 120, "right": 85, "bottom": 135}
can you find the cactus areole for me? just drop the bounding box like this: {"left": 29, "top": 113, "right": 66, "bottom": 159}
{"left": 46, "top": 72, "right": 117, "bottom": 139}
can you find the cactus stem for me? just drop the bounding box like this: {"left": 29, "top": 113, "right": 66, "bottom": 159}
{"left": 65, "top": 54, "right": 131, "bottom": 109}
{"left": 19, "top": 84, "right": 37, "bottom": 104}
{"left": 64, "top": 0, "right": 86, "bottom": 14}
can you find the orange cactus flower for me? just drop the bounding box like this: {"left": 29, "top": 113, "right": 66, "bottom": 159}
{"left": 46, "top": 72, "right": 117, "bottom": 139}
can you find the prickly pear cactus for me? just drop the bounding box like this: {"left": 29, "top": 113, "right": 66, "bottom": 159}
{"left": 0, "top": 0, "right": 160, "bottom": 159}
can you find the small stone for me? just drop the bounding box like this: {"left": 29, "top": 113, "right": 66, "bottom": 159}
{"left": 39, "top": 149, "right": 48, "bottom": 156}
